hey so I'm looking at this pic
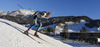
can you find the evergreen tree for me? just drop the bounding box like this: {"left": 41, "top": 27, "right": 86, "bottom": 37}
{"left": 61, "top": 24, "right": 69, "bottom": 39}
{"left": 80, "top": 27, "right": 89, "bottom": 41}
{"left": 47, "top": 27, "right": 54, "bottom": 34}
{"left": 80, "top": 27, "right": 87, "bottom": 33}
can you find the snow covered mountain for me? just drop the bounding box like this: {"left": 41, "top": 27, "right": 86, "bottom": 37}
{"left": 0, "top": 9, "right": 35, "bottom": 16}
{"left": 0, "top": 11, "right": 7, "bottom": 16}
{"left": 0, "top": 18, "right": 72, "bottom": 47}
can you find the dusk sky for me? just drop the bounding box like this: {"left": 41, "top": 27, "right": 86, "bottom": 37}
{"left": 0, "top": 0, "right": 100, "bottom": 19}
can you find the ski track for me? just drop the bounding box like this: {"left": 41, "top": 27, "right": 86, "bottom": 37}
{"left": 0, "top": 18, "right": 72, "bottom": 47}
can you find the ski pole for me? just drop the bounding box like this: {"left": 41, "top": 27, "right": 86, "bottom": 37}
{"left": 16, "top": 2, "right": 24, "bottom": 9}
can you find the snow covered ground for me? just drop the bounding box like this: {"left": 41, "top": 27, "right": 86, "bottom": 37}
{"left": 0, "top": 18, "right": 72, "bottom": 47}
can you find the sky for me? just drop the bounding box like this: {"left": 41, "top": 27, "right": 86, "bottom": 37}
{"left": 0, "top": 0, "right": 100, "bottom": 19}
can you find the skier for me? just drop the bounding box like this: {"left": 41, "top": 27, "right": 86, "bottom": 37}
{"left": 24, "top": 11, "right": 51, "bottom": 37}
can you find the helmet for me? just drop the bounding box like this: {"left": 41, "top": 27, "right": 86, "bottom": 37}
{"left": 41, "top": 11, "right": 47, "bottom": 18}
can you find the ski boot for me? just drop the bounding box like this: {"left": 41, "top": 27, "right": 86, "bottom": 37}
{"left": 34, "top": 31, "right": 39, "bottom": 38}
{"left": 24, "top": 31, "right": 29, "bottom": 36}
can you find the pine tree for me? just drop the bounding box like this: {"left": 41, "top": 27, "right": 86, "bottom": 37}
{"left": 80, "top": 27, "right": 90, "bottom": 42}
{"left": 80, "top": 27, "right": 87, "bottom": 33}
{"left": 62, "top": 24, "right": 69, "bottom": 39}
{"left": 47, "top": 27, "right": 54, "bottom": 34}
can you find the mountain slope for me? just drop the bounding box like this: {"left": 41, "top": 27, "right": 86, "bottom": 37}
{"left": 0, "top": 18, "right": 72, "bottom": 47}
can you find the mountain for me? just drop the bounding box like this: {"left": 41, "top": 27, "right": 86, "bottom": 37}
{"left": 40, "top": 17, "right": 100, "bottom": 35}
{"left": 0, "top": 9, "right": 35, "bottom": 16}
{"left": 0, "top": 9, "right": 100, "bottom": 34}
{"left": 0, "top": 11, "right": 7, "bottom": 16}
{"left": 0, "top": 9, "right": 93, "bottom": 25}
{"left": 85, "top": 19, "right": 100, "bottom": 28}
{"left": 41, "top": 16, "right": 93, "bottom": 26}
{"left": 0, "top": 18, "right": 72, "bottom": 47}
{"left": 41, "top": 19, "right": 100, "bottom": 35}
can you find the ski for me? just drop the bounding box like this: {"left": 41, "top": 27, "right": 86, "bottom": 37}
{"left": 29, "top": 33, "right": 44, "bottom": 40}
{"left": 28, "top": 33, "right": 54, "bottom": 45}
{"left": 23, "top": 33, "right": 41, "bottom": 43}
{"left": 23, "top": 31, "right": 54, "bottom": 45}
{"left": 28, "top": 35, "right": 41, "bottom": 43}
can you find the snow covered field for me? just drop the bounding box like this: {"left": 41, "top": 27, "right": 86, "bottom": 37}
{"left": 0, "top": 18, "right": 72, "bottom": 47}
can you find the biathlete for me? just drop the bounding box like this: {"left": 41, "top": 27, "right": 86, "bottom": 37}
{"left": 24, "top": 11, "right": 51, "bottom": 37}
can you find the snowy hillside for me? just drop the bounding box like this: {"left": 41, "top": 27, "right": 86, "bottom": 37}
{"left": 41, "top": 20, "right": 100, "bottom": 35}
{"left": 0, "top": 18, "right": 72, "bottom": 47}
{"left": 67, "top": 20, "right": 100, "bottom": 32}
{"left": 55, "top": 21, "right": 100, "bottom": 34}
